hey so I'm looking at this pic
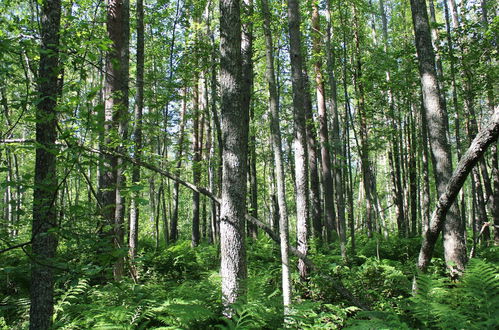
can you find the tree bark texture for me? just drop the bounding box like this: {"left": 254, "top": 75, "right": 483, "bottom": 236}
{"left": 312, "top": 1, "right": 335, "bottom": 243}
{"left": 418, "top": 107, "right": 499, "bottom": 271}
{"left": 129, "top": 0, "right": 144, "bottom": 270}
{"left": 287, "top": 0, "right": 310, "bottom": 280}
{"left": 261, "top": 0, "right": 291, "bottom": 309}
{"left": 219, "top": 0, "right": 249, "bottom": 312}
{"left": 409, "top": 0, "right": 467, "bottom": 274}
{"left": 29, "top": 0, "right": 61, "bottom": 328}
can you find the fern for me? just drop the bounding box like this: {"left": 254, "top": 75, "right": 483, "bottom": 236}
{"left": 409, "top": 259, "right": 499, "bottom": 329}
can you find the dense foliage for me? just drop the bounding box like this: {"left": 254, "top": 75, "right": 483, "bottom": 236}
{"left": 1, "top": 0, "right": 498, "bottom": 328}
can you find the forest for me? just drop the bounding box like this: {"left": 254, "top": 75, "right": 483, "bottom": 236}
{"left": 0, "top": 0, "right": 498, "bottom": 328}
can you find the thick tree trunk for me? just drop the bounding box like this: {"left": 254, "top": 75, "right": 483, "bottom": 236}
{"left": 101, "top": 0, "right": 129, "bottom": 281}
{"left": 219, "top": 0, "right": 248, "bottom": 313}
{"left": 418, "top": 107, "right": 499, "bottom": 271}
{"left": 29, "top": 0, "right": 61, "bottom": 328}
{"left": 287, "top": 0, "right": 310, "bottom": 280}
{"left": 410, "top": 0, "right": 467, "bottom": 275}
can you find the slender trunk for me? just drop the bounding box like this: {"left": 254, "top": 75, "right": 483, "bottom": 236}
{"left": 129, "top": 0, "right": 144, "bottom": 273}
{"left": 312, "top": 1, "right": 335, "bottom": 243}
{"left": 287, "top": 0, "right": 310, "bottom": 280}
{"left": 380, "top": 0, "right": 405, "bottom": 237}
{"left": 29, "top": 0, "right": 61, "bottom": 327}
{"left": 192, "top": 79, "right": 201, "bottom": 247}
{"left": 170, "top": 90, "right": 187, "bottom": 241}
{"left": 260, "top": 0, "right": 292, "bottom": 309}
{"left": 325, "top": 2, "right": 346, "bottom": 258}
{"left": 492, "top": 145, "right": 499, "bottom": 244}
{"left": 303, "top": 70, "right": 322, "bottom": 240}
{"left": 353, "top": 5, "right": 376, "bottom": 238}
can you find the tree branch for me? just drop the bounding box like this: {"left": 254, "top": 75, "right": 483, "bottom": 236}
{"left": 418, "top": 106, "right": 499, "bottom": 271}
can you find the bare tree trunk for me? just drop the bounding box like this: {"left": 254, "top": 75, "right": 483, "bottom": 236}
{"left": 287, "top": 0, "right": 310, "bottom": 281}
{"left": 219, "top": 0, "right": 248, "bottom": 313}
{"left": 312, "top": 1, "right": 335, "bottom": 244}
{"left": 192, "top": 79, "right": 201, "bottom": 247}
{"left": 129, "top": 0, "right": 144, "bottom": 276}
{"left": 325, "top": 2, "right": 346, "bottom": 258}
{"left": 353, "top": 5, "right": 376, "bottom": 238}
{"left": 261, "top": 0, "right": 292, "bottom": 310}
{"left": 418, "top": 107, "right": 499, "bottom": 271}
{"left": 242, "top": 0, "right": 257, "bottom": 240}
{"left": 101, "top": 0, "right": 129, "bottom": 281}
{"left": 29, "top": 0, "right": 61, "bottom": 328}
{"left": 410, "top": 0, "right": 467, "bottom": 275}
{"left": 303, "top": 70, "right": 322, "bottom": 241}
{"left": 170, "top": 89, "right": 187, "bottom": 242}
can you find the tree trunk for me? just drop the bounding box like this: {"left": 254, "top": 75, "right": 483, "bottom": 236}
{"left": 192, "top": 79, "right": 201, "bottom": 247}
{"left": 353, "top": 5, "right": 376, "bottom": 238}
{"left": 410, "top": 0, "right": 467, "bottom": 275}
{"left": 242, "top": 0, "right": 257, "bottom": 240}
{"left": 219, "top": 0, "right": 248, "bottom": 313}
{"left": 129, "top": 0, "right": 144, "bottom": 275}
{"left": 418, "top": 106, "right": 499, "bottom": 271}
{"left": 29, "top": 0, "right": 61, "bottom": 327}
{"left": 325, "top": 1, "right": 346, "bottom": 258}
{"left": 312, "top": 1, "right": 335, "bottom": 243}
{"left": 100, "top": 0, "right": 129, "bottom": 281}
{"left": 303, "top": 70, "right": 322, "bottom": 241}
{"left": 287, "top": 0, "right": 310, "bottom": 281}
{"left": 261, "top": 0, "right": 292, "bottom": 310}
{"left": 170, "top": 89, "right": 187, "bottom": 242}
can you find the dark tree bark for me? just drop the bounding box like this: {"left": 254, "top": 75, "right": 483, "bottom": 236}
{"left": 410, "top": 0, "right": 467, "bottom": 275}
{"left": 287, "top": 0, "right": 310, "bottom": 280}
{"left": 29, "top": 0, "right": 61, "bottom": 328}
{"left": 418, "top": 107, "right": 499, "bottom": 271}
{"left": 100, "top": 0, "right": 129, "bottom": 281}
{"left": 325, "top": 1, "right": 346, "bottom": 258}
{"left": 242, "top": 0, "right": 257, "bottom": 239}
{"left": 219, "top": 0, "right": 248, "bottom": 313}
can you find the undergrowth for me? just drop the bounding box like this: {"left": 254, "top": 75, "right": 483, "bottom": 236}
{"left": 1, "top": 235, "right": 497, "bottom": 329}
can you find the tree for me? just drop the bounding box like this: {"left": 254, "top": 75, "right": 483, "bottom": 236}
{"left": 260, "top": 0, "right": 291, "bottom": 310}
{"left": 219, "top": 0, "right": 249, "bottom": 312}
{"left": 29, "top": 0, "right": 61, "bottom": 328}
{"left": 418, "top": 107, "right": 499, "bottom": 270}
{"left": 287, "top": 0, "right": 310, "bottom": 280}
{"left": 129, "top": 0, "right": 145, "bottom": 277}
{"left": 409, "top": 0, "right": 466, "bottom": 275}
